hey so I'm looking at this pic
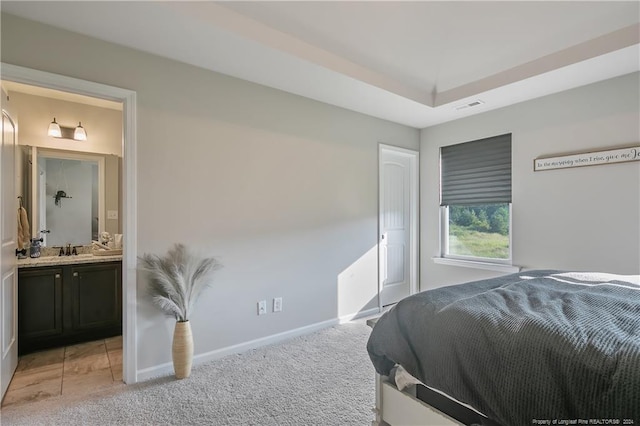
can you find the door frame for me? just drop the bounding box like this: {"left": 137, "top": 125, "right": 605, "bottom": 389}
{"left": 1, "top": 63, "right": 138, "bottom": 384}
{"left": 378, "top": 144, "right": 419, "bottom": 309}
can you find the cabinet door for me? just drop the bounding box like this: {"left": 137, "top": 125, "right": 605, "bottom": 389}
{"left": 18, "top": 268, "right": 64, "bottom": 339}
{"left": 71, "top": 262, "right": 122, "bottom": 331}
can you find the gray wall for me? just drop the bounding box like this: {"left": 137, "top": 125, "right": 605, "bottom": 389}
{"left": 1, "top": 14, "right": 419, "bottom": 372}
{"left": 421, "top": 72, "right": 640, "bottom": 290}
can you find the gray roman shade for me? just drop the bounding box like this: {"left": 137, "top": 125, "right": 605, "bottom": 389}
{"left": 440, "top": 133, "right": 512, "bottom": 206}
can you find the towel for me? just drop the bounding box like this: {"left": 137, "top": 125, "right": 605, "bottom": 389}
{"left": 17, "top": 206, "right": 30, "bottom": 251}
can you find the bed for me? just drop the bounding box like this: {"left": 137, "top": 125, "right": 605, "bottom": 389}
{"left": 367, "top": 270, "right": 640, "bottom": 426}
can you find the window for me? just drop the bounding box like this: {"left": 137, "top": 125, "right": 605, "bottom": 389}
{"left": 440, "top": 134, "right": 512, "bottom": 264}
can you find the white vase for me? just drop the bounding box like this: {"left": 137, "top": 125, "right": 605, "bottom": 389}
{"left": 172, "top": 320, "right": 193, "bottom": 379}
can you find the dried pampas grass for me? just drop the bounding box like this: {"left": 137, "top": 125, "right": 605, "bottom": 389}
{"left": 139, "top": 243, "right": 222, "bottom": 321}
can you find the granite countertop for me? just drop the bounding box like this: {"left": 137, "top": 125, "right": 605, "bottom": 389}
{"left": 17, "top": 253, "right": 123, "bottom": 268}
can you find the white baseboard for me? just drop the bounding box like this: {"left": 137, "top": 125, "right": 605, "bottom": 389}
{"left": 339, "top": 307, "right": 381, "bottom": 324}
{"left": 136, "top": 317, "right": 340, "bottom": 382}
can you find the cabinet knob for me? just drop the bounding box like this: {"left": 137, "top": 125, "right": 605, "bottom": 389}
{"left": 55, "top": 274, "right": 61, "bottom": 278}
{"left": 73, "top": 272, "right": 79, "bottom": 277}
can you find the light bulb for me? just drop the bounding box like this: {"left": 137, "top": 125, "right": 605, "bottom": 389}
{"left": 74, "top": 122, "right": 87, "bottom": 141}
{"left": 48, "top": 118, "right": 61, "bottom": 137}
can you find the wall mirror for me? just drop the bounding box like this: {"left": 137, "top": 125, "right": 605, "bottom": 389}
{"left": 26, "top": 146, "right": 119, "bottom": 248}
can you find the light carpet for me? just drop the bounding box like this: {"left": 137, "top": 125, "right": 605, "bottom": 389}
{"left": 1, "top": 322, "right": 375, "bottom": 425}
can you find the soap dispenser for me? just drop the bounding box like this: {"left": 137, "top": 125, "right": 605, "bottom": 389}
{"left": 29, "top": 237, "right": 43, "bottom": 258}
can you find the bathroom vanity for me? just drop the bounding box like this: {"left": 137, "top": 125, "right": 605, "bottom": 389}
{"left": 17, "top": 254, "right": 122, "bottom": 355}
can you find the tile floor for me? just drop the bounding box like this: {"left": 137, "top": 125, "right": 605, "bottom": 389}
{"left": 1, "top": 336, "right": 123, "bottom": 408}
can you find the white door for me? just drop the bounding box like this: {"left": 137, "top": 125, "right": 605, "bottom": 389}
{"left": 1, "top": 90, "right": 18, "bottom": 399}
{"left": 379, "top": 145, "right": 418, "bottom": 307}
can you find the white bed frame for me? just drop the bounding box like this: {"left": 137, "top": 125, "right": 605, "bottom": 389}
{"left": 372, "top": 373, "right": 462, "bottom": 426}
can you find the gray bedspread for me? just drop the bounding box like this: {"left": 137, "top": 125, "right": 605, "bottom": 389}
{"left": 367, "top": 270, "right": 640, "bottom": 426}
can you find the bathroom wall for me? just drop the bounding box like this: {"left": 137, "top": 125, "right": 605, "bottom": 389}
{"left": 10, "top": 91, "right": 121, "bottom": 156}
{"left": 104, "top": 155, "right": 121, "bottom": 236}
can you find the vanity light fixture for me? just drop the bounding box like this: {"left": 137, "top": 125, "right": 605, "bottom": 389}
{"left": 47, "top": 118, "right": 88, "bottom": 141}
{"left": 47, "top": 118, "right": 62, "bottom": 137}
{"left": 74, "top": 122, "right": 87, "bottom": 141}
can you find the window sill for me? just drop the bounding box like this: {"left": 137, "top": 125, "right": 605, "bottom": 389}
{"left": 432, "top": 257, "right": 521, "bottom": 273}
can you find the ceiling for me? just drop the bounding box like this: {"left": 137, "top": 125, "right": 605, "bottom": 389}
{"left": 2, "top": 1, "right": 639, "bottom": 128}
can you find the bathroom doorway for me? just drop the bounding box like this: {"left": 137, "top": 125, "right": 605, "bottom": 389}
{"left": 0, "top": 64, "right": 137, "bottom": 388}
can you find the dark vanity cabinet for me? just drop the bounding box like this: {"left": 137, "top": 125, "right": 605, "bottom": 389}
{"left": 18, "top": 267, "right": 64, "bottom": 343}
{"left": 18, "top": 261, "right": 122, "bottom": 354}
{"left": 71, "top": 263, "right": 122, "bottom": 331}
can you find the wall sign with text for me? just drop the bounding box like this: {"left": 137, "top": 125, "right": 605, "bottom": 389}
{"left": 534, "top": 145, "right": 640, "bottom": 171}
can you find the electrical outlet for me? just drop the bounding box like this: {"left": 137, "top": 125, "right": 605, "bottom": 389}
{"left": 273, "top": 297, "right": 282, "bottom": 313}
{"left": 107, "top": 210, "right": 118, "bottom": 220}
{"left": 257, "top": 300, "right": 267, "bottom": 315}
